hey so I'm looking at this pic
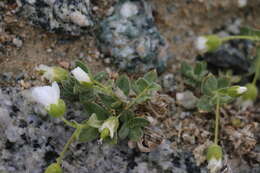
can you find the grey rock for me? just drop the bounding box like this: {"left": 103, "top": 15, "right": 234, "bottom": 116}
{"left": 162, "top": 73, "right": 177, "bottom": 92}
{"left": 12, "top": 38, "right": 23, "bottom": 48}
{"left": 98, "top": 0, "right": 169, "bottom": 73}
{"left": 176, "top": 91, "right": 198, "bottom": 109}
{"left": 16, "top": 0, "right": 94, "bottom": 35}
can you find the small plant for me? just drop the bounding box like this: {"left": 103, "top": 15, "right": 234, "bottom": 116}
{"left": 195, "top": 33, "right": 260, "bottom": 54}
{"left": 181, "top": 62, "right": 248, "bottom": 172}
{"left": 192, "top": 27, "right": 260, "bottom": 172}
{"left": 242, "top": 47, "right": 260, "bottom": 102}
{"left": 31, "top": 61, "right": 161, "bottom": 172}
{"left": 180, "top": 61, "right": 208, "bottom": 88}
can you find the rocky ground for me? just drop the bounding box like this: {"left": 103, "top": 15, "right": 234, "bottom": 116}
{"left": 0, "top": 0, "right": 260, "bottom": 173}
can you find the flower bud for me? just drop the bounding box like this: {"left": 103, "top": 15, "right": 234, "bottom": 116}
{"left": 242, "top": 83, "right": 258, "bottom": 101}
{"left": 45, "top": 163, "right": 62, "bottom": 173}
{"left": 226, "top": 86, "right": 247, "bottom": 97}
{"left": 196, "top": 35, "right": 222, "bottom": 53}
{"left": 31, "top": 82, "right": 66, "bottom": 118}
{"left": 207, "top": 144, "right": 222, "bottom": 173}
{"left": 47, "top": 99, "right": 66, "bottom": 118}
{"left": 36, "top": 64, "right": 68, "bottom": 82}
{"left": 100, "top": 128, "right": 110, "bottom": 140}
{"left": 71, "top": 67, "right": 91, "bottom": 84}
{"left": 99, "top": 116, "right": 119, "bottom": 139}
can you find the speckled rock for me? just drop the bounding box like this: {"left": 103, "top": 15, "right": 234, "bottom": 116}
{"left": 0, "top": 87, "right": 204, "bottom": 173}
{"left": 98, "top": 0, "right": 169, "bottom": 73}
{"left": 16, "top": 0, "right": 94, "bottom": 35}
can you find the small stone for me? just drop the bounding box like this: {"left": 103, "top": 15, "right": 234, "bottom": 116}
{"left": 47, "top": 48, "right": 53, "bottom": 53}
{"left": 104, "top": 58, "right": 111, "bottom": 64}
{"left": 176, "top": 91, "right": 197, "bottom": 109}
{"left": 58, "top": 61, "right": 70, "bottom": 69}
{"left": 12, "top": 38, "right": 23, "bottom": 48}
{"left": 120, "top": 2, "right": 139, "bottom": 18}
{"left": 162, "top": 73, "right": 176, "bottom": 92}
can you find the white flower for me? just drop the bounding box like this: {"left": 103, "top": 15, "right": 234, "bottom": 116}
{"left": 31, "top": 82, "right": 66, "bottom": 117}
{"left": 196, "top": 36, "right": 207, "bottom": 52}
{"left": 236, "top": 86, "right": 247, "bottom": 94}
{"left": 31, "top": 82, "right": 60, "bottom": 107}
{"left": 36, "top": 64, "right": 68, "bottom": 82}
{"left": 99, "top": 116, "right": 119, "bottom": 139}
{"left": 207, "top": 158, "right": 222, "bottom": 173}
{"left": 195, "top": 35, "right": 222, "bottom": 53}
{"left": 238, "top": 0, "right": 247, "bottom": 8}
{"left": 71, "top": 67, "right": 91, "bottom": 83}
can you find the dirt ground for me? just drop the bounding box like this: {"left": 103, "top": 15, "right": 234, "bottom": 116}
{"left": 0, "top": 0, "right": 260, "bottom": 172}
{"left": 0, "top": 0, "right": 259, "bottom": 77}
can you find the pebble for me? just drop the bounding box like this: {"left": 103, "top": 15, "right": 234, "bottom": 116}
{"left": 12, "top": 38, "right": 23, "bottom": 48}
{"left": 176, "top": 91, "right": 197, "bottom": 109}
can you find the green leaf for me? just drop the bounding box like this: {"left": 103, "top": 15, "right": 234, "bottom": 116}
{"left": 85, "top": 102, "right": 109, "bottom": 120}
{"left": 147, "top": 82, "right": 161, "bottom": 91}
{"left": 136, "top": 78, "right": 149, "bottom": 92}
{"left": 196, "top": 96, "right": 214, "bottom": 112}
{"left": 212, "top": 94, "right": 233, "bottom": 105}
{"left": 98, "top": 93, "right": 117, "bottom": 108}
{"left": 45, "top": 163, "right": 62, "bottom": 173}
{"left": 119, "top": 110, "right": 134, "bottom": 122}
{"left": 131, "top": 81, "right": 140, "bottom": 94}
{"left": 116, "top": 74, "right": 130, "bottom": 96}
{"left": 60, "top": 77, "right": 79, "bottom": 100}
{"left": 129, "top": 127, "right": 143, "bottom": 141}
{"left": 94, "top": 71, "right": 108, "bottom": 82}
{"left": 217, "top": 77, "right": 230, "bottom": 89}
{"left": 127, "top": 117, "right": 150, "bottom": 129}
{"left": 201, "top": 75, "right": 218, "bottom": 95}
{"left": 75, "top": 60, "right": 91, "bottom": 75}
{"left": 87, "top": 113, "right": 103, "bottom": 128}
{"left": 240, "top": 27, "right": 260, "bottom": 37}
{"left": 118, "top": 123, "right": 130, "bottom": 139}
{"left": 134, "top": 95, "right": 151, "bottom": 104}
{"left": 194, "top": 62, "right": 207, "bottom": 76}
{"left": 77, "top": 126, "right": 99, "bottom": 142}
{"left": 144, "top": 70, "right": 157, "bottom": 83}
{"left": 180, "top": 62, "right": 193, "bottom": 76}
{"left": 78, "top": 87, "right": 95, "bottom": 103}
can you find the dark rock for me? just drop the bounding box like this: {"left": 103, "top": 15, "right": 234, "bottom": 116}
{"left": 199, "top": 40, "right": 252, "bottom": 74}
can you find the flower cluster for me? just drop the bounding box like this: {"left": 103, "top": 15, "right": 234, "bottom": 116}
{"left": 30, "top": 61, "right": 161, "bottom": 172}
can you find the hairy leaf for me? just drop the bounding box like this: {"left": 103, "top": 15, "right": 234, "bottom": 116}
{"left": 77, "top": 127, "right": 99, "bottom": 142}
{"left": 116, "top": 75, "right": 130, "bottom": 96}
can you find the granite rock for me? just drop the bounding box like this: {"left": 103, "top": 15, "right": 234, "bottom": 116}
{"left": 16, "top": 0, "right": 94, "bottom": 35}
{"left": 98, "top": 0, "right": 169, "bottom": 73}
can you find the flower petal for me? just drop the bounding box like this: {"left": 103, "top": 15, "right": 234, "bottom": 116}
{"left": 31, "top": 82, "right": 60, "bottom": 107}
{"left": 71, "top": 67, "right": 91, "bottom": 83}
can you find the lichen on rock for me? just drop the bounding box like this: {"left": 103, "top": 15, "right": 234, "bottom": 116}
{"left": 98, "top": 0, "right": 169, "bottom": 73}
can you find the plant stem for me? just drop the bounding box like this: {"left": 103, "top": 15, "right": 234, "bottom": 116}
{"left": 61, "top": 117, "right": 77, "bottom": 128}
{"left": 214, "top": 97, "right": 220, "bottom": 144}
{"left": 118, "top": 86, "right": 150, "bottom": 118}
{"left": 221, "top": 35, "right": 260, "bottom": 42}
{"left": 252, "top": 50, "right": 260, "bottom": 85}
{"left": 93, "top": 80, "right": 119, "bottom": 99}
{"left": 56, "top": 129, "right": 77, "bottom": 165}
